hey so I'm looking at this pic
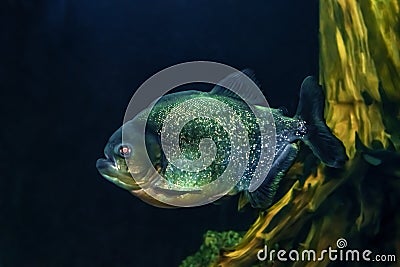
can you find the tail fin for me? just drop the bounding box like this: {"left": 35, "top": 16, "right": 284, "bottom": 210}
{"left": 296, "top": 76, "right": 348, "bottom": 168}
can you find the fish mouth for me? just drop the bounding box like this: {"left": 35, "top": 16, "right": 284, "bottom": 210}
{"left": 96, "top": 158, "right": 148, "bottom": 191}
{"left": 97, "top": 158, "right": 206, "bottom": 207}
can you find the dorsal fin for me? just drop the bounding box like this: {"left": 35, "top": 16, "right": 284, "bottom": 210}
{"left": 241, "top": 68, "right": 262, "bottom": 88}
{"left": 210, "top": 69, "right": 267, "bottom": 106}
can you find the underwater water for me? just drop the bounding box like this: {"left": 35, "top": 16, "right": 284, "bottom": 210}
{"left": 1, "top": 0, "right": 330, "bottom": 266}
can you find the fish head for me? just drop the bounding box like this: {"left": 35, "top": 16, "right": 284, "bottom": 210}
{"left": 96, "top": 119, "right": 162, "bottom": 192}
{"left": 97, "top": 119, "right": 178, "bottom": 208}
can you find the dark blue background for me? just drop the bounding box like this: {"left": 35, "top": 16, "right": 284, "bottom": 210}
{"left": 1, "top": 1, "right": 318, "bottom": 266}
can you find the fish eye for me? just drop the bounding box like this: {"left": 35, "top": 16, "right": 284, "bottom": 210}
{"left": 116, "top": 144, "right": 132, "bottom": 158}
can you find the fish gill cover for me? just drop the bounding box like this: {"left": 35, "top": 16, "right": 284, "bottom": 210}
{"left": 181, "top": 0, "right": 400, "bottom": 266}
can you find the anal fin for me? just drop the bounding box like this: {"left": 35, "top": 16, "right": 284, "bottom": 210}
{"left": 246, "top": 143, "right": 299, "bottom": 209}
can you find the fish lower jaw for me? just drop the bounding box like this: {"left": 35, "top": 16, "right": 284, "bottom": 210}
{"left": 101, "top": 173, "right": 141, "bottom": 191}
{"left": 97, "top": 160, "right": 140, "bottom": 190}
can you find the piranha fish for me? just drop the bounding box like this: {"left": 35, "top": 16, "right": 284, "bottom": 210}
{"left": 96, "top": 70, "right": 348, "bottom": 209}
